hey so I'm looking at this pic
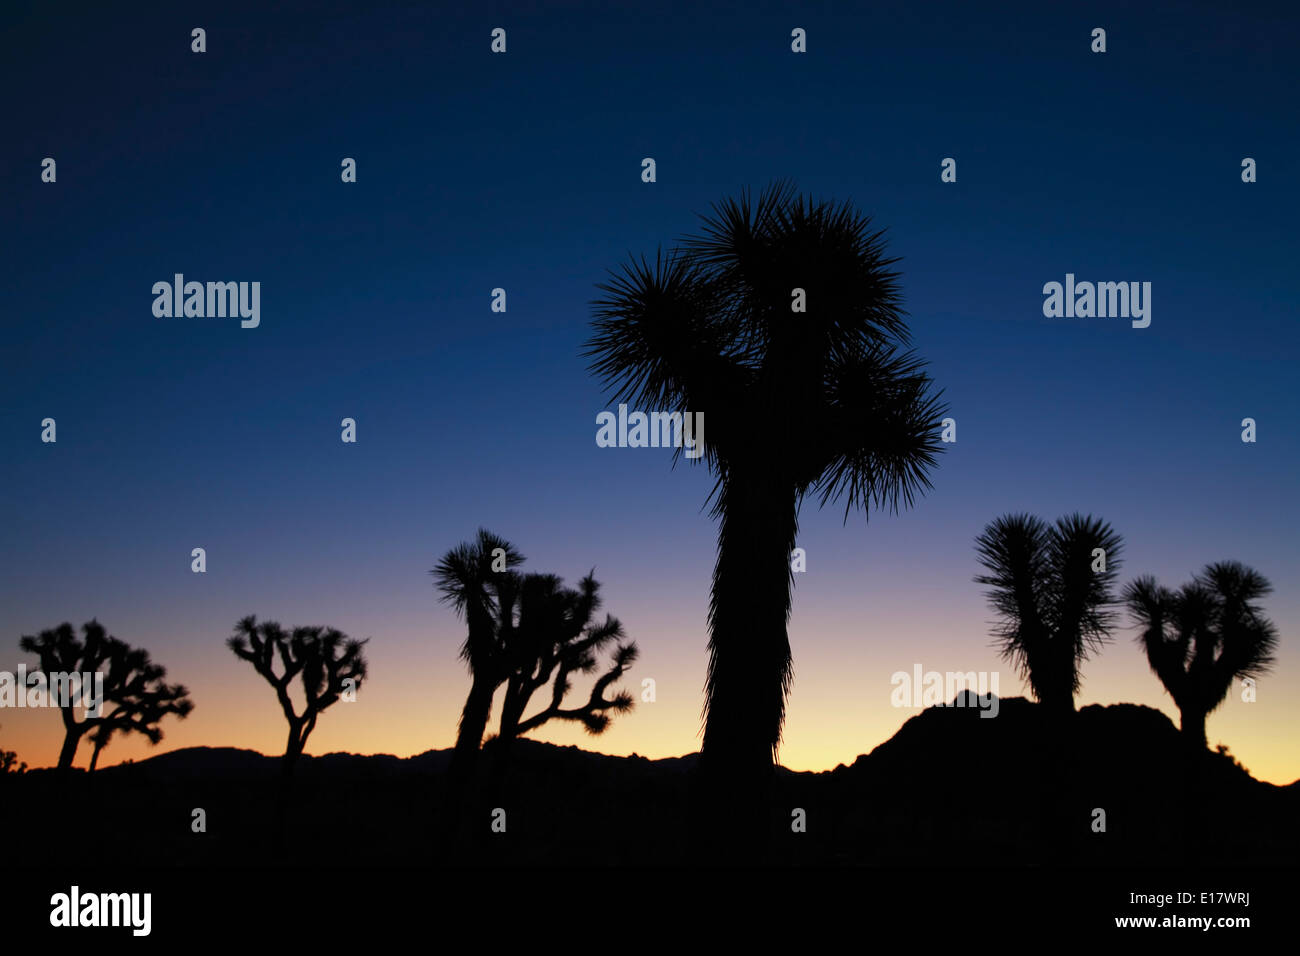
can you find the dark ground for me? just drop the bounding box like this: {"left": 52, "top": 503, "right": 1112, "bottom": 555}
{"left": 3, "top": 696, "right": 1295, "bottom": 867}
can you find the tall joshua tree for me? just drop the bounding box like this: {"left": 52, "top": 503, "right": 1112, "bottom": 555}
{"left": 974, "top": 513, "right": 1123, "bottom": 716}
{"left": 19, "top": 621, "right": 193, "bottom": 771}
{"left": 586, "top": 182, "right": 947, "bottom": 780}
{"left": 433, "top": 529, "right": 525, "bottom": 777}
{"left": 1125, "top": 561, "right": 1279, "bottom": 748}
{"left": 494, "top": 571, "right": 637, "bottom": 747}
{"left": 227, "top": 616, "right": 368, "bottom": 775}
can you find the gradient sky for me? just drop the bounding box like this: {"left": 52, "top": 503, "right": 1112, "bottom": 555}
{"left": 3, "top": 0, "right": 1297, "bottom": 783}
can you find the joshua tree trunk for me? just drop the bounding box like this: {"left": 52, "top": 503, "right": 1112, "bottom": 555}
{"left": 57, "top": 726, "right": 84, "bottom": 771}
{"left": 88, "top": 741, "right": 105, "bottom": 773}
{"left": 283, "top": 720, "right": 306, "bottom": 776}
{"left": 493, "top": 678, "right": 529, "bottom": 766}
{"left": 478, "top": 678, "right": 528, "bottom": 798}
{"left": 1038, "top": 652, "right": 1076, "bottom": 719}
{"left": 700, "top": 472, "right": 798, "bottom": 783}
{"left": 1044, "top": 687, "right": 1076, "bottom": 718}
{"left": 1180, "top": 706, "right": 1208, "bottom": 749}
{"left": 450, "top": 674, "right": 498, "bottom": 777}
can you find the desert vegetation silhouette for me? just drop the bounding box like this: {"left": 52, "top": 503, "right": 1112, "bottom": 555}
{"left": 433, "top": 529, "right": 526, "bottom": 781}
{"left": 585, "top": 181, "right": 947, "bottom": 785}
{"left": 436, "top": 530, "right": 637, "bottom": 778}
{"left": 227, "top": 616, "right": 368, "bottom": 776}
{"left": 18, "top": 620, "right": 193, "bottom": 771}
{"left": 1125, "top": 561, "right": 1279, "bottom": 748}
{"left": 0, "top": 726, "right": 25, "bottom": 775}
{"left": 491, "top": 568, "right": 637, "bottom": 748}
{"left": 85, "top": 682, "right": 192, "bottom": 773}
{"left": 974, "top": 513, "right": 1123, "bottom": 716}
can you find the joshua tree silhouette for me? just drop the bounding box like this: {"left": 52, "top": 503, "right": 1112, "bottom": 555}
{"left": 227, "top": 616, "right": 368, "bottom": 775}
{"left": 974, "top": 513, "right": 1123, "bottom": 716}
{"left": 585, "top": 181, "right": 946, "bottom": 783}
{"left": 492, "top": 570, "right": 637, "bottom": 747}
{"left": 18, "top": 621, "right": 193, "bottom": 771}
{"left": 433, "top": 529, "right": 526, "bottom": 779}
{"left": 437, "top": 531, "right": 637, "bottom": 777}
{"left": 86, "top": 674, "right": 198, "bottom": 773}
{"left": 1124, "top": 561, "right": 1278, "bottom": 748}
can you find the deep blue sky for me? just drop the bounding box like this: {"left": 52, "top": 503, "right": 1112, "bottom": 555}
{"left": 2, "top": 0, "right": 1298, "bottom": 777}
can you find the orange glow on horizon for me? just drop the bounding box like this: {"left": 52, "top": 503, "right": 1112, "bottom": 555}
{"left": 4, "top": 616, "right": 1296, "bottom": 786}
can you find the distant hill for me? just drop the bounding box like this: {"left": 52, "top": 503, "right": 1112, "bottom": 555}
{"left": 68, "top": 693, "right": 1286, "bottom": 792}
{"left": 7, "top": 695, "right": 1295, "bottom": 866}
{"left": 69, "top": 738, "right": 696, "bottom": 782}
{"left": 839, "top": 694, "right": 1271, "bottom": 792}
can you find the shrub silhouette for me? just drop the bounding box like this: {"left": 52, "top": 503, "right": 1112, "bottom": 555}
{"left": 432, "top": 529, "right": 525, "bottom": 780}
{"left": 1124, "top": 561, "right": 1278, "bottom": 748}
{"left": 974, "top": 513, "right": 1123, "bottom": 716}
{"left": 18, "top": 620, "right": 193, "bottom": 770}
{"left": 1, "top": 726, "right": 25, "bottom": 775}
{"left": 585, "top": 181, "right": 946, "bottom": 781}
{"left": 227, "top": 616, "right": 368, "bottom": 775}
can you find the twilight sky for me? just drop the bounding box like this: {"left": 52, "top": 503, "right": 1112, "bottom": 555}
{"left": 2, "top": 0, "right": 1297, "bottom": 783}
